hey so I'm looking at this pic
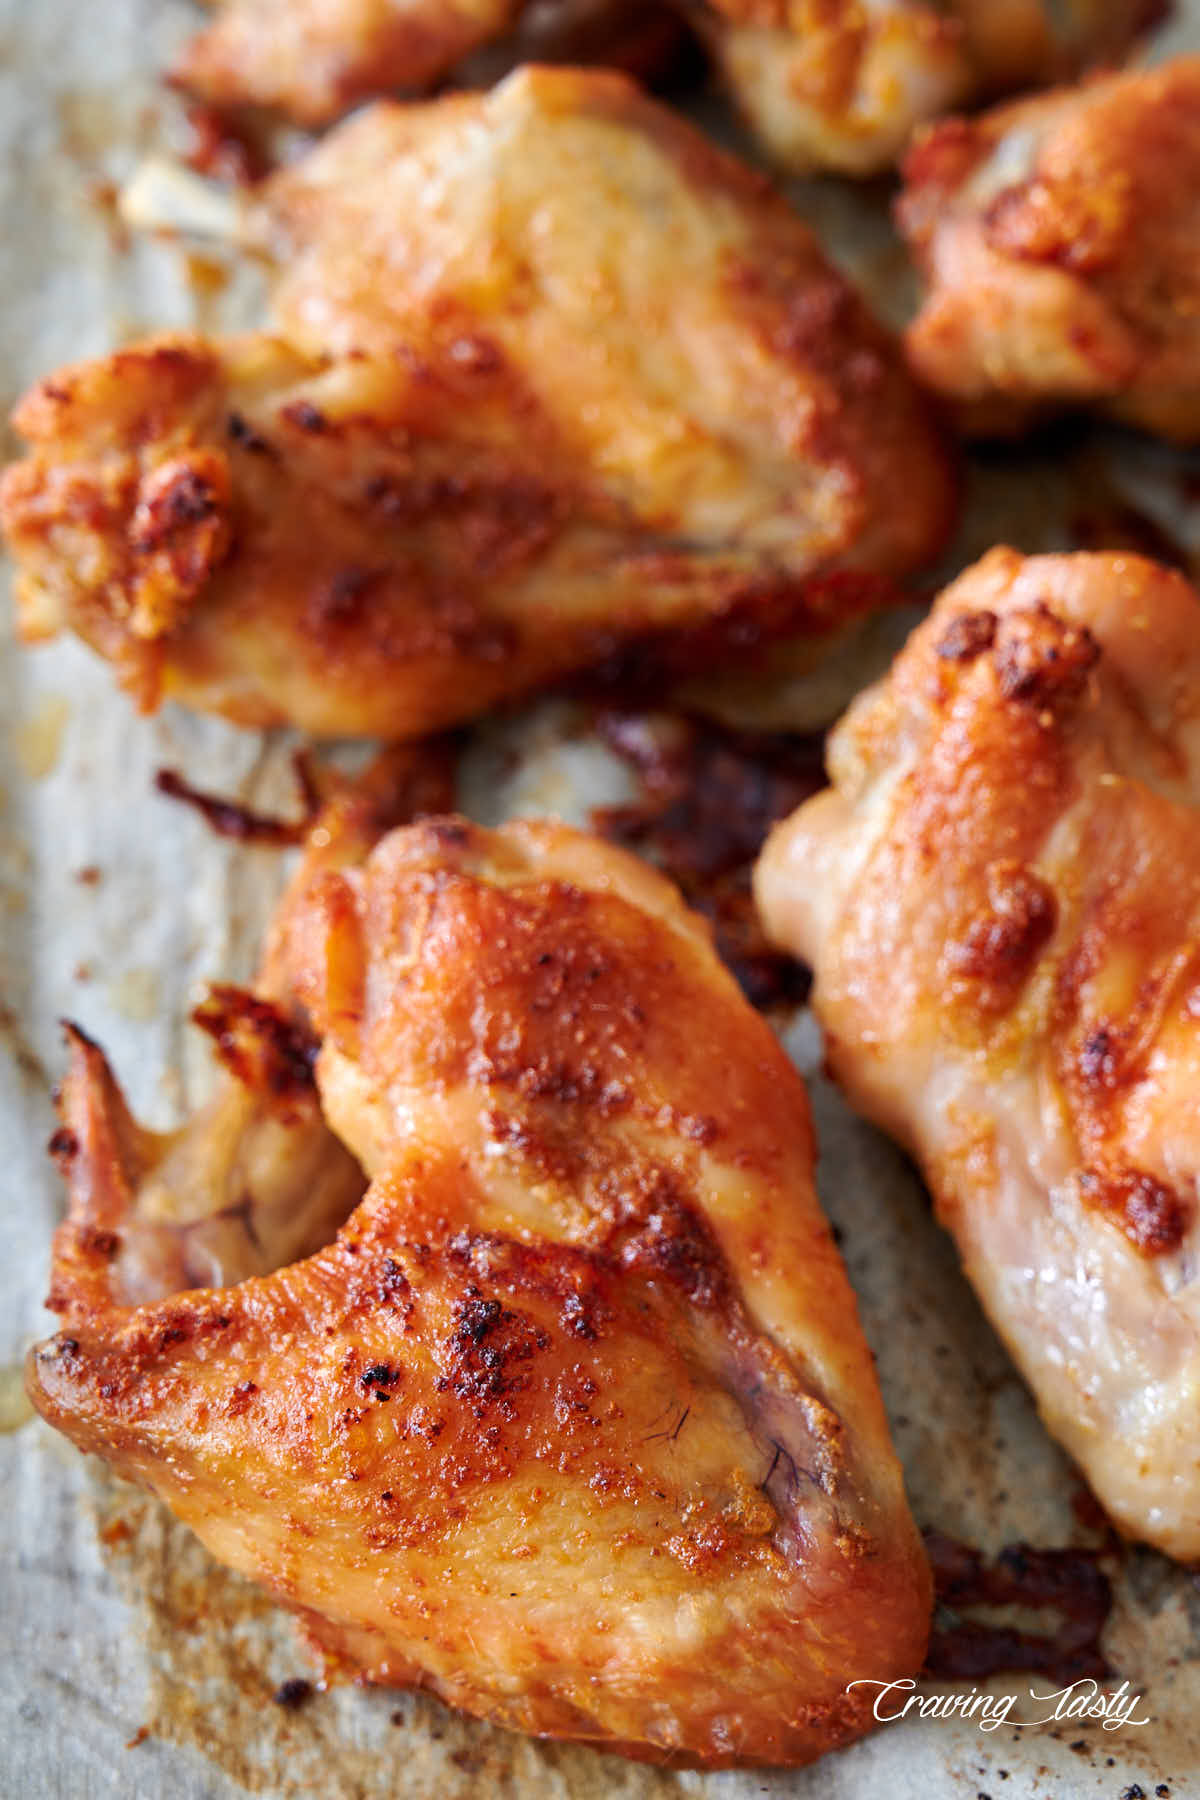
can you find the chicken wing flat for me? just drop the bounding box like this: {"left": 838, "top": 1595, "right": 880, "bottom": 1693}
{"left": 757, "top": 547, "right": 1200, "bottom": 1560}
{"left": 899, "top": 57, "right": 1200, "bottom": 440}
{"left": 1, "top": 68, "right": 956, "bottom": 739}
{"left": 27, "top": 797, "right": 930, "bottom": 1766}
{"left": 172, "top": 0, "right": 523, "bottom": 126}
{"left": 658, "top": 0, "right": 1159, "bottom": 175}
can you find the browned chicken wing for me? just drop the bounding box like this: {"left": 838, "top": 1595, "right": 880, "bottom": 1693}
{"left": 172, "top": 0, "right": 524, "bottom": 126}
{"left": 173, "top": 0, "right": 692, "bottom": 123}
{"left": 27, "top": 788, "right": 930, "bottom": 1766}
{"left": 689, "top": 0, "right": 1161, "bottom": 175}
{"left": 1, "top": 68, "right": 955, "bottom": 739}
{"left": 899, "top": 57, "right": 1200, "bottom": 440}
{"left": 757, "top": 548, "right": 1200, "bottom": 1560}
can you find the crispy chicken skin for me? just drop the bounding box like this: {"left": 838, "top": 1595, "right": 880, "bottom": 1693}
{"left": 1, "top": 69, "right": 955, "bottom": 739}
{"left": 757, "top": 548, "right": 1200, "bottom": 1561}
{"left": 899, "top": 58, "right": 1200, "bottom": 441}
{"left": 172, "top": 0, "right": 523, "bottom": 126}
{"left": 690, "top": 0, "right": 1161, "bottom": 176}
{"left": 27, "top": 801, "right": 930, "bottom": 1767}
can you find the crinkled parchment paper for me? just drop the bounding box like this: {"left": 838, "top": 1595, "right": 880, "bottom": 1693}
{"left": 5, "top": 4, "right": 1200, "bottom": 1796}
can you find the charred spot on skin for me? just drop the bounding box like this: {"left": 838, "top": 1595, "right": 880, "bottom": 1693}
{"left": 226, "top": 411, "right": 274, "bottom": 455}
{"left": 127, "top": 451, "right": 234, "bottom": 635}
{"left": 560, "top": 1289, "right": 598, "bottom": 1341}
{"left": 375, "top": 1256, "right": 414, "bottom": 1323}
{"left": 43, "top": 1335, "right": 81, "bottom": 1370}
{"left": 309, "top": 568, "right": 376, "bottom": 640}
{"left": 446, "top": 334, "right": 505, "bottom": 377}
{"left": 992, "top": 604, "right": 1100, "bottom": 708}
{"left": 1078, "top": 1023, "right": 1121, "bottom": 1088}
{"left": 281, "top": 400, "right": 328, "bottom": 434}
{"left": 47, "top": 1126, "right": 79, "bottom": 1167}
{"left": 227, "top": 1379, "right": 258, "bottom": 1417}
{"left": 309, "top": 565, "right": 377, "bottom": 631}
{"left": 447, "top": 1230, "right": 613, "bottom": 1343}
{"left": 936, "top": 609, "right": 997, "bottom": 663}
{"left": 614, "top": 1184, "right": 730, "bottom": 1310}
{"left": 191, "top": 987, "right": 319, "bottom": 1108}
{"left": 132, "top": 463, "right": 223, "bottom": 539}
{"left": 272, "top": 1677, "right": 314, "bottom": 1711}
{"left": 437, "top": 1285, "right": 551, "bottom": 1418}
{"left": 1078, "top": 1166, "right": 1190, "bottom": 1256}
{"left": 924, "top": 1530, "right": 1113, "bottom": 1685}
{"left": 945, "top": 861, "right": 1057, "bottom": 1005}
{"left": 360, "top": 1363, "right": 402, "bottom": 1400}
{"left": 480, "top": 1047, "right": 632, "bottom": 1115}
{"left": 424, "top": 818, "right": 472, "bottom": 850}
{"left": 80, "top": 1227, "right": 121, "bottom": 1260}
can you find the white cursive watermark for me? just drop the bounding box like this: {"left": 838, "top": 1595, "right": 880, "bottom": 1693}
{"left": 846, "top": 1676, "right": 1151, "bottom": 1733}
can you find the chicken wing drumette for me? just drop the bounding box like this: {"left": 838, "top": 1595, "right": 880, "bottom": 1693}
{"left": 899, "top": 57, "right": 1200, "bottom": 440}
{"left": 757, "top": 548, "right": 1200, "bottom": 1561}
{"left": 27, "top": 788, "right": 930, "bottom": 1767}
{"left": 689, "top": 0, "right": 1161, "bottom": 176}
{"left": 1, "top": 68, "right": 955, "bottom": 739}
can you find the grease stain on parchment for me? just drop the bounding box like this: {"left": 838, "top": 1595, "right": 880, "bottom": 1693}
{"left": 89, "top": 1471, "right": 682, "bottom": 1800}
{"left": 107, "top": 965, "right": 162, "bottom": 1023}
{"left": 15, "top": 694, "right": 71, "bottom": 780}
{"left": 0, "top": 1365, "right": 35, "bottom": 1434}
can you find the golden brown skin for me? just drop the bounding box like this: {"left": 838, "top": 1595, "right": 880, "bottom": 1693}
{"left": 695, "top": 0, "right": 1161, "bottom": 175}
{"left": 172, "top": 0, "right": 523, "bottom": 126}
{"left": 899, "top": 57, "right": 1200, "bottom": 441}
{"left": 757, "top": 548, "right": 1200, "bottom": 1560}
{"left": 1, "top": 68, "right": 956, "bottom": 739}
{"left": 28, "top": 800, "right": 930, "bottom": 1766}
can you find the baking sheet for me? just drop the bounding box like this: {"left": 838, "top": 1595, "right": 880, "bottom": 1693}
{"left": 4, "top": 3, "right": 1200, "bottom": 1795}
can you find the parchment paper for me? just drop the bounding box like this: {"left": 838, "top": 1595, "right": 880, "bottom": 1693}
{"left": 4, "top": 4, "right": 1200, "bottom": 1795}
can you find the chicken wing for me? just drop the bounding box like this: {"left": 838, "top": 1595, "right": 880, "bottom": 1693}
{"left": 1, "top": 68, "right": 956, "bottom": 739}
{"left": 171, "top": 0, "right": 523, "bottom": 127}
{"left": 173, "top": 0, "right": 693, "bottom": 123}
{"left": 27, "top": 795, "right": 930, "bottom": 1766}
{"left": 756, "top": 547, "right": 1200, "bottom": 1560}
{"left": 898, "top": 57, "right": 1200, "bottom": 440}
{"left": 690, "top": 1, "right": 1161, "bottom": 175}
